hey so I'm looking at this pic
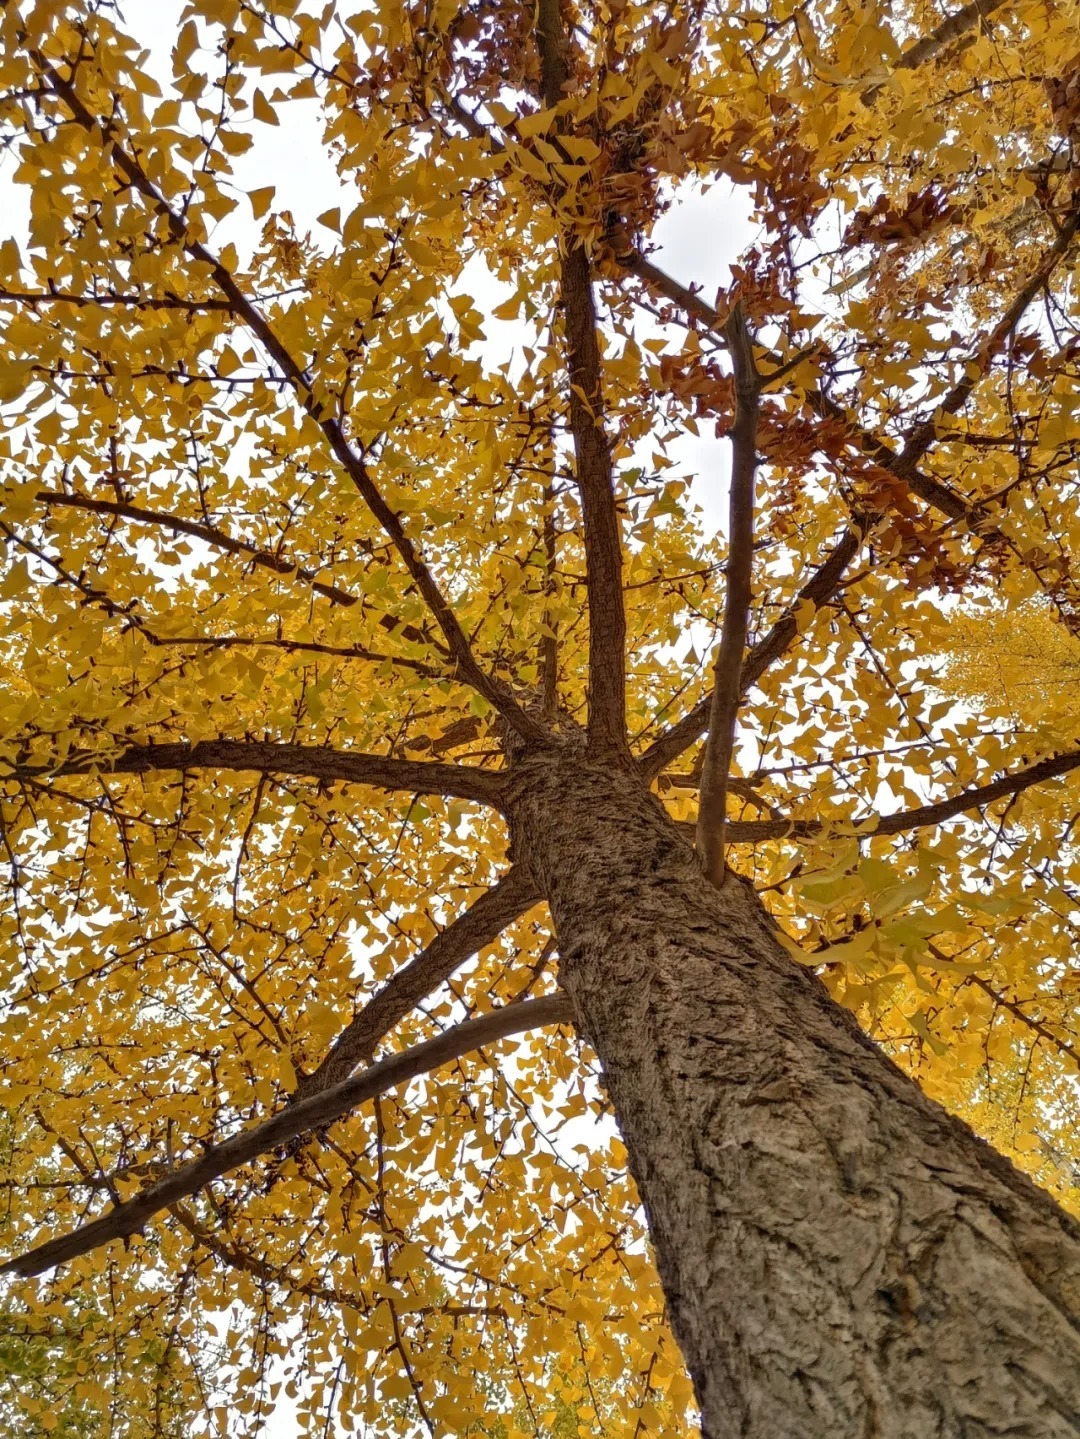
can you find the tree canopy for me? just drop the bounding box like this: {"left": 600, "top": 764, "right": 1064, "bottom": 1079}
{"left": 3, "top": 0, "right": 1080, "bottom": 1433}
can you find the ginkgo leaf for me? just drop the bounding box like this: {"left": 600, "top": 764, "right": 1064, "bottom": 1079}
{"left": 252, "top": 88, "right": 279, "bottom": 125}
{"left": 248, "top": 185, "right": 275, "bottom": 218}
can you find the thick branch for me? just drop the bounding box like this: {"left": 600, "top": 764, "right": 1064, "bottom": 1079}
{"left": 696, "top": 303, "right": 759, "bottom": 886}
{"left": 3, "top": 994, "right": 574, "bottom": 1278}
{"left": 293, "top": 865, "right": 539, "bottom": 1098}
{"left": 540, "top": 479, "right": 560, "bottom": 720}
{"left": 4, "top": 740, "right": 505, "bottom": 808}
{"left": 716, "top": 747, "right": 1080, "bottom": 845}
{"left": 37, "top": 59, "right": 548, "bottom": 748}
{"left": 889, "top": 0, "right": 1008, "bottom": 76}
{"left": 536, "top": 0, "right": 628, "bottom": 756}
{"left": 558, "top": 250, "right": 628, "bottom": 753}
{"left": 860, "top": 2, "right": 1009, "bottom": 106}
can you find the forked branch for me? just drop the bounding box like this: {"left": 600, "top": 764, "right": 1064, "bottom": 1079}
{"left": 293, "top": 865, "right": 540, "bottom": 1098}
{"left": 631, "top": 199, "right": 1080, "bottom": 780}
{"left": 896, "top": 205, "right": 1080, "bottom": 475}
{"left": 640, "top": 515, "right": 864, "bottom": 780}
{"left": 617, "top": 247, "right": 971, "bottom": 523}
{"left": 696, "top": 302, "right": 760, "bottom": 886}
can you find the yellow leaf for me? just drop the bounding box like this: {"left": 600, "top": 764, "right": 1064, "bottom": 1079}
{"left": 248, "top": 185, "right": 275, "bottom": 218}
{"left": 252, "top": 88, "right": 279, "bottom": 125}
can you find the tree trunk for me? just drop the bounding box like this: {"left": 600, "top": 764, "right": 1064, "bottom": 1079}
{"left": 509, "top": 751, "right": 1080, "bottom": 1439}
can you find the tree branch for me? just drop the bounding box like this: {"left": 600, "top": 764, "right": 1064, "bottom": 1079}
{"left": 36, "top": 488, "right": 441, "bottom": 668}
{"left": 715, "top": 747, "right": 1080, "bottom": 845}
{"left": 896, "top": 205, "right": 1080, "bottom": 474}
{"left": 0, "top": 287, "right": 232, "bottom": 311}
{"left": 3, "top": 994, "right": 574, "bottom": 1278}
{"left": 4, "top": 740, "right": 505, "bottom": 809}
{"left": 536, "top": 0, "right": 628, "bottom": 756}
{"left": 696, "top": 302, "right": 759, "bottom": 887}
{"left": 639, "top": 523, "right": 864, "bottom": 779}
{"left": 170, "top": 1201, "right": 501, "bottom": 1320}
{"left": 36, "top": 57, "right": 548, "bottom": 748}
{"left": 621, "top": 192, "right": 1080, "bottom": 531}
{"left": 883, "top": 0, "right": 1008, "bottom": 84}
{"left": 292, "top": 865, "right": 539, "bottom": 1098}
{"left": 36, "top": 490, "right": 372, "bottom": 616}
{"left": 540, "top": 474, "right": 561, "bottom": 721}
{"left": 120, "top": 631, "right": 442, "bottom": 675}
{"left": 616, "top": 247, "right": 973, "bottom": 523}
{"left": 630, "top": 203, "right": 1080, "bottom": 780}
{"left": 955, "top": 963, "right": 1080, "bottom": 1074}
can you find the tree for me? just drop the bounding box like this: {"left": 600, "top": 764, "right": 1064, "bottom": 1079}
{"left": 3, "top": 0, "right": 1080, "bottom": 1433}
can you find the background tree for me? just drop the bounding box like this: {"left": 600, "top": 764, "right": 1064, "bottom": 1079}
{"left": 3, "top": 0, "right": 1080, "bottom": 1434}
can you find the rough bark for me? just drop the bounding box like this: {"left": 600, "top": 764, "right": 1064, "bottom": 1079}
{"left": 508, "top": 750, "right": 1080, "bottom": 1439}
